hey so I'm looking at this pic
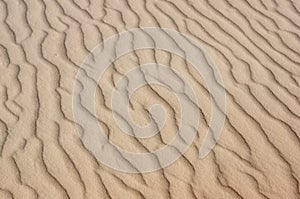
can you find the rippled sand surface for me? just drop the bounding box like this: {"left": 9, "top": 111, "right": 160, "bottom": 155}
{"left": 1, "top": 0, "right": 300, "bottom": 198}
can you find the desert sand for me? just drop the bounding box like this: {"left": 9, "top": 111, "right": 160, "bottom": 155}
{"left": 1, "top": 0, "right": 300, "bottom": 198}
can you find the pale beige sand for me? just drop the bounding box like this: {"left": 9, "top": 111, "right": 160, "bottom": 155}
{"left": 1, "top": 0, "right": 300, "bottom": 198}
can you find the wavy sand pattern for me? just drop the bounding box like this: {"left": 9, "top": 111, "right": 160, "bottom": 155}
{"left": 1, "top": 0, "right": 300, "bottom": 198}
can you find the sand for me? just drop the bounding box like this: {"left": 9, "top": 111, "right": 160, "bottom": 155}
{"left": 0, "top": 0, "right": 300, "bottom": 198}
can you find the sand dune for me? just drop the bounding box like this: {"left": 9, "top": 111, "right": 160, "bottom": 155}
{"left": 0, "top": 0, "right": 300, "bottom": 198}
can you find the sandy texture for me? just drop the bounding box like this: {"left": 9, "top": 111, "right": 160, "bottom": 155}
{"left": 1, "top": 0, "right": 300, "bottom": 198}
